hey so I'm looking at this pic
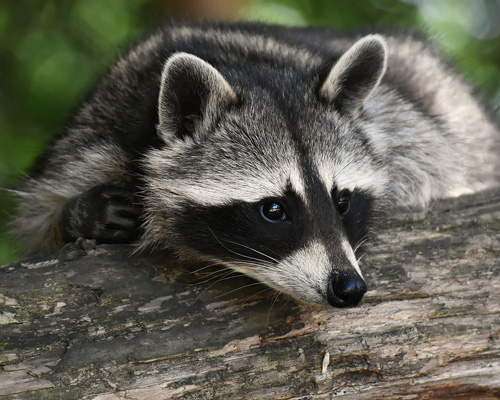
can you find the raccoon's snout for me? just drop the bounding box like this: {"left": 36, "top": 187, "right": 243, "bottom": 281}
{"left": 327, "top": 273, "right": 367, "bottom": 308}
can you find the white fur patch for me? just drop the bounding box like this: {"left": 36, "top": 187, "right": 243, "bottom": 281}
{"left": 315, "top": 152, "right": 390, "bottom": 198}
{"left": 221, "top": 239, "right": 363, "bottom": 306}
{"left": 144, "top": 145, "right": 307, "bottom": 208}
{"left": 289, "top": 165, "right": 308, "bottom": 202}
{"left": 342, "top": 238, "right": 363, "bottom": 277}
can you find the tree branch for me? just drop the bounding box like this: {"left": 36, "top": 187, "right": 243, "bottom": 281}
{"left": 1, "top": 188, "right": 499, "bottom": 399}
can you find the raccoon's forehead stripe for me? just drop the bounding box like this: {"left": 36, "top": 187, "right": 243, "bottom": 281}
{"left": 315, "top": 154, "right": 389, "bottom": 197}
{"left": 288, "top": 168, "right": 307, "bottom": 203}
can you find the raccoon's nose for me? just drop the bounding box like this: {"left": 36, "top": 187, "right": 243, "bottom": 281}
{"left": 327, "top": 273, "right": 367, "bottom": 308}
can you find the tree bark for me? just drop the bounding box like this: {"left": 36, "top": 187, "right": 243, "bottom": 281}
{"left": 1, "top": 188, "right": 499, "bottom": 399}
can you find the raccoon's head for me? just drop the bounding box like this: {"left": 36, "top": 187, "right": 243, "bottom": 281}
{"left": 142, "top": 35, "right": 389, "bottom": 308}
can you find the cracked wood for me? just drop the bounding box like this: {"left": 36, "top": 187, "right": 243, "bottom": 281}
{"left": 1, "top": 188, "right": 499, "bottom": 399}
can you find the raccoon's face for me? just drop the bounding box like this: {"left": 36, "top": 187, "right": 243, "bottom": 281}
{"left": 142, "top": 35, "right": 389, "bottom": 308}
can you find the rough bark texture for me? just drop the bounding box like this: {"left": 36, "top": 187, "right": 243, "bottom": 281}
{"left": 1, "top": 188, "right": 499, "bottom": 399}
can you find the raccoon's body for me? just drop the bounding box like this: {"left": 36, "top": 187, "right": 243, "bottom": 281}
{"left": 12, "top": 20, "right": 500, "bottom": 308}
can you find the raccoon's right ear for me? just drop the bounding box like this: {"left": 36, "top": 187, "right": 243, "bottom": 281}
{"left": 157, "top": 52, "right": 237, "bottom": 143}
{"left": 319, "top": 35, "right": 387, "bottom": 114}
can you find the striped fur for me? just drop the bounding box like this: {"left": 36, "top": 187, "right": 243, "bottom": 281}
{"left": 11, "top": 20, "right": 500, "bottom": 306}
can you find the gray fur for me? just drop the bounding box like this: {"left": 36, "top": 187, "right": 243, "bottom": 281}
{"left": 11, "top": 21, "right": 500, "bottom": 306}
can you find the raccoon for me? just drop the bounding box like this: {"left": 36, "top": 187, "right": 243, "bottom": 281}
{"left": 11, "top": 20, "right": 500, "bottom": 308}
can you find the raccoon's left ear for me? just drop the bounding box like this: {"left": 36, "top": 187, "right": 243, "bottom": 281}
{"left": 158, "top": 52, "right": 237, "bottom": 143}
{"left": 319, "top": 35, "right": 387, "bottom": 114}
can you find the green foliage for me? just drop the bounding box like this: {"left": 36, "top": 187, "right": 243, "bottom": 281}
{"left": 0, "top": 0, "right": 151, "bottom": 264}
{"left": 248, "top": 0, "right": 500, "bottom": 103}
{"left": 248, "top": 0, "right": 419, "bottom": 28}
{"left": 1, "top": 0, "right": 499, "bottom": 265}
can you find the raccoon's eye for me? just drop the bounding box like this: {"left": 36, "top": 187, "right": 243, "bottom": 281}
{"left": 260, "top": 202, "right": 287, "bottom": 222}
{"left": 334, "top": 189, "right": 351, "bottom": 215}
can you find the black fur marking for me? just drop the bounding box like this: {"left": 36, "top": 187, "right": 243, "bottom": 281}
{"left": 163, "top": 72, "right": 205, "bottom": 141}
{"left": 173, "top": 187, "right": 373, "bottom": 265}
{"left": 174, "top": 191, "right": 306, "bottom": 263}
{"left": 341, "top": 189, "right": 374, "bottom": 249}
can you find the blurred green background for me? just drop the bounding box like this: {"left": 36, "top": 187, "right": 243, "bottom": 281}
{"left": 1, "top": 0, "right": 500, "bottom": 264}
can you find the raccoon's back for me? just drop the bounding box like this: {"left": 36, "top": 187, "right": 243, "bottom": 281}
{"left": 31, "top": 20, "right": 500, "bottom": 191}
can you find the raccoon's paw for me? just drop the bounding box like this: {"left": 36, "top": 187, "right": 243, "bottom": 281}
{"left": 58, "top": 182, "right": 141, "bottom": 245}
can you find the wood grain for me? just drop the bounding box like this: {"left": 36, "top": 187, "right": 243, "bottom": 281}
{"left": 1, "top": 188, "right": 499, "bottom": 399}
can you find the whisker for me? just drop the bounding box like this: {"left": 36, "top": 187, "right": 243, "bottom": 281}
{"left": 186, "top": 262, "right": 226, "bottom": 275}
{"left": 215, "top": 280, "right": 267, "bottom": 299}
{"left": 267, "top": 290, "right": 283, "bottom": 325}
{"left": 224, "top": 240, "right": 280, "bottom": 264}
{"left": 240, "top": 286, "right": 274, "bottom": 305}
{"left": 215, "top": 272, "right": 249, "bottom": 283}
{"left": 277, "top": 296, "right": 293, "bottom": 312}
{"left": 229, "top": 260, "right": 273, "bottom": 270}
{"left": 206, "top": 226, "right": 271, "bottom": 264}
{"left": 189, "top": 269, "right": 236, "bottom": 287}
{"left": 353, "top": 236, "right": 369, "bottom": 253}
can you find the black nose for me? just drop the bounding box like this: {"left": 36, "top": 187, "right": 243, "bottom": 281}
{"left": 327, "top": 273, "right": 367, "bottom": 308}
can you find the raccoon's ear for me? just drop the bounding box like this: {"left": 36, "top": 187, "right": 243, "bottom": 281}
{"left": 319, "top": 35, "right": 387, "bottom": 113}
{"left": 158, "top": 52, "right": 237, "bottom": 142}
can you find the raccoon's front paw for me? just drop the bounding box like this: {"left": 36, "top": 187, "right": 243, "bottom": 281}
{"left": 58, "top": 182, "right": 141, "bottom": 245}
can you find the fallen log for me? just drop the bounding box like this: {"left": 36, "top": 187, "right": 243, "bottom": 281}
{"left": 1, "top": 188, "right": 499, "bottom": 399}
